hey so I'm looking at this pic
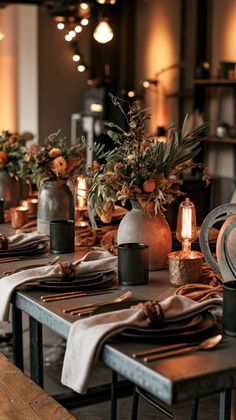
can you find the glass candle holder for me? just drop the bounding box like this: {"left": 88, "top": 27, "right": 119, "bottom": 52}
{"left": 10, "top": 206, "right": 29, "bottom": 229}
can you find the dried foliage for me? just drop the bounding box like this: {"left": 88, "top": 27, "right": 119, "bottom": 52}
{"left": 87, "top": 94, "right": 210, "bottom": 223}
{"left": 32, "top": 130, "right": 86, "bottom": 188}
{"left": 0, "top": 131, "right": 32, "bottom": 178}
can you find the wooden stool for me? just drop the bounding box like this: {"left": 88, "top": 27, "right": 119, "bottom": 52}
{"left": 0, "top": 352, "right": 76, "bottom": 419}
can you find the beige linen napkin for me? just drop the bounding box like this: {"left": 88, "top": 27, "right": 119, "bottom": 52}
{"left": 0, "top": 250, "right": 117, "bottom": 322}
{"left": 61, "top": 295, "right": 222, "bottom": 394}
{"left": 0, "top": 232, "right": 48, "bottom": 250}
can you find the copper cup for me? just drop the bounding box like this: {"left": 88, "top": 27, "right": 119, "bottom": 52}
{"left": 10, "top": 206, "right": 29, "bottom": 229}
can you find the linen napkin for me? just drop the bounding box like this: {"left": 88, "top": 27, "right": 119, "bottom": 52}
{"left": 61, "top": 294, "right": 222, "bottom": 394}
{"left": 0, "top": 232, "right": 48, "bottom": 250}
{"left": 0, "top": 249, "right": 117, "bottom": 322}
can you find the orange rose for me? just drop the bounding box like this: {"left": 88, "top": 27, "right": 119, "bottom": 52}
{"left": 92, "top": 160, "right": 100, "bottom": 170}
{"left": 143, "top": 179, "right": 155, "bottom": 193}
{"left": 0, "top": 151, "right": 8, "bottom": 168}
{"left": 51, "top": 156, "right": 67, "bottom": 175}
{"left": 48, "top": 148, "right": 62, "bottom": 158}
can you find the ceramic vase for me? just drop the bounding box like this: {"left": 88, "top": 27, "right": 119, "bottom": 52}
{"left": 0, "top": 170, "right": 20, "bottom": 209}
{"left": 37, "top": 179, "right": 75, "bottom": 235}
{"left": 117, "top": 200, "right": 172, "bottom": 270}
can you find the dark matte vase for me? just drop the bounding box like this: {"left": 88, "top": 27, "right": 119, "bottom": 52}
{"left": 37, "top": 179, "right": 75, "bottom": 235}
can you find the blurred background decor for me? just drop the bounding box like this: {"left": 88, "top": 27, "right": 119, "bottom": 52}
{"left": 32, "top": 129, "right": 85, "bottom": 234}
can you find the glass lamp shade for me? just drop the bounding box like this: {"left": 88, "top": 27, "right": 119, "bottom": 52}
{"left": 93, "top": 18, "right": 113, "bottom": 44}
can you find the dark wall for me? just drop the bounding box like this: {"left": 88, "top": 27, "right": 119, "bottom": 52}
{"left": 38, "top": 7, "right": 90, "bottom": 143}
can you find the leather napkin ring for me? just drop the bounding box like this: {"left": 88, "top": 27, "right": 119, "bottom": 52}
{"left": 131, "top": 301, "right": 164, "bottom": 326}
{"left": 60, "top": 262, "right": 76, "bottom": 281}
{"left": 0, "top": 235, "right": 8, "bottom": 250}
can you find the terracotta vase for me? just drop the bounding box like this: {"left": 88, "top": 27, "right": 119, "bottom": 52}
{"left": 117, "top": 200, "right": 172, "bottom": 270}
{"left": 0, "top": 170, "right": 20, "bottom": 209}
{"left": 37, "top": 179, "right": 75, "bottom": 235}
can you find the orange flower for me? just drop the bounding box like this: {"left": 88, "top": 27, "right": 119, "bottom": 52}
{"left": 48, "top": 148, "right": 62, "bottom": 158}
{"left": 0, "top": 151, "right": 8, "bottom": 168}
{"left": 143, "top": 179, "right": 155, "bottom": 193}
{"left": 51, "top": 156, "right": 67, "bottom": 175}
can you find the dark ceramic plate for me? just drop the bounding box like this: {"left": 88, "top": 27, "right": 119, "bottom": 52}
{"left": 30, "top": 271, "right": 116, "bottom": 290}
{"left": 0, "top": 241, "right": 48, "bottom": 257}
{"left": 93, "top": 300, "right": 217, "bottom": 342}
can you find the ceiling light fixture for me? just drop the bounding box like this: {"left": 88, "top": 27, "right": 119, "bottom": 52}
{"left": 93, "top": 17, "right": 113, "bottom": 44}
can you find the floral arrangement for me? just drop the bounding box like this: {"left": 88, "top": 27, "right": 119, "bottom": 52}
{"left": 87, "top": 94, "right": 210, "bottom": 223}
{"left": 32, "top": 129, "right": 85, "bottom": 187}
{"left": 0, "top": 130, "right": 31, "bottom": 178}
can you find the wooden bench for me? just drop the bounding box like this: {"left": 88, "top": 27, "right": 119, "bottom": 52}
{"left": 0, "top": 352, "right": 76, "bottom": 419}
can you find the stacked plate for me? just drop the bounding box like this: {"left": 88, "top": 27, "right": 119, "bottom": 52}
{"left": 31, "top": 270, "right": 117, "bottom": 291}
{"left": 94, "top": 299, "right": 218, "bottom": 344}
{"left": 0, "top": 241, "right": 48, "bottom": 258}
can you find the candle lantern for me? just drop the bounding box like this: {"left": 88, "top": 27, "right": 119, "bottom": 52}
{"left": 168, "top": 198, "right": 203, "bottom": 286}
{"left": 10, "top": 206, "right": 29, "bottom": 229}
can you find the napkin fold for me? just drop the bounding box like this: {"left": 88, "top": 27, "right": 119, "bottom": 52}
{"left": 0, "top": 249, "right": 117, "bottom": 321}
{"left": 1, "top": 232, "right": 48, "bottom": 250}
{"left": 61, "top": 295, "right": 222, "bottom": 395}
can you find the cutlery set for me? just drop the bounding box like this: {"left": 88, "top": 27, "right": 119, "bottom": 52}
{"left": 3, "top": 255, "right": 60, "bottom": 275}
{"left": 62, "top": 289, "right": 132, "bottom": 316}
{"left": 40, "top": 287, "right": 118, "bottom": 302}
{"left": 132, "top": 334, "right": 223, "bottom": 363}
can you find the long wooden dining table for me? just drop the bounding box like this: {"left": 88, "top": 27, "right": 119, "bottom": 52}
{"left": 0, "top": 224, "right": 235, "bottom": 420}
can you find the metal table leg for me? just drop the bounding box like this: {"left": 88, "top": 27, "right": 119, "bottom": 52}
{"left": 29, "top": 316, "right": 44, "bottom": 387}
{"left": 111, "top": 370, "right": 117, "bottom": 420}
{"left": 12, "top": 305, "right": 24, "bottom": 371}
{"left": 219, "top": 390, "right": 232, "bottom": 420}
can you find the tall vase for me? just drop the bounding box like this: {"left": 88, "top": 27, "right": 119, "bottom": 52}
{"left": 117, "top": 200, "right": 172, "bottom": 270}
{"left": 37, "top": 179, "right": 75, "bottom": 235}
{"left": 0, "top": 170, "right": 20, "bottom": 209}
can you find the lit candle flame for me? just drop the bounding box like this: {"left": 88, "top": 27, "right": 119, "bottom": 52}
{"left": 77, "top": 176, "right": 87, "bottom": 209}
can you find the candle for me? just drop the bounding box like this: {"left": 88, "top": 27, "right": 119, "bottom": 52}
{"left": 77, "top": 176, "right": 87, "bottom": 210}
{"left": 10, "top": 206, "right": 29, "bottom": 229}
{"left": 20, "top": 198, "right": 38, "bottom": 217}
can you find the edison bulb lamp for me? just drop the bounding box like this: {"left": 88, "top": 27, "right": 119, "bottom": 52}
{"left": 176, "top": 197, "right": 197, "bottom": 253}
{"left": 93, "top": 18, "right": 113, "bottom": 44}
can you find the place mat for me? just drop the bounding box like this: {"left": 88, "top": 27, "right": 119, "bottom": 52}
{"left": 29, "top": 270, "right": 116, "bottom": 290}
{"left": 0, "top": 241, "right": 48, "bottom": 258}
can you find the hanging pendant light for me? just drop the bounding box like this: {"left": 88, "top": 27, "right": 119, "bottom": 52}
{"left": 93, "top": 17, "right": 113, "bottom": 44}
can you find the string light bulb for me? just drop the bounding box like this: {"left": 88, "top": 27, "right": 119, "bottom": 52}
{"left": 77, "top": 63, "right": 86, "bottom": 72}
{"left": 73, "top": 53, "right": 81, "bottom": 62}
{"left": 176, "top": 197, "right": 197, "bottom": 253}
{"left": 93, "top": 17, "right": 113, "bottom": 44}
{"left": 57, "top": 22, "right": 64, "bottom": 30}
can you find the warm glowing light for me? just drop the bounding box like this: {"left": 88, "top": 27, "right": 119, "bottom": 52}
{"left": 73, "top": 53, "right": 80, "bottom": 62}
{"left": 65, "top": 34, "right": 73, "bottom": 41}
{"left": 128, "top": 90, "right": 135, "bottom": 98}
{"left": 69, "top": 30, "right": 76, "bottom": 38}
{"left": 81, "top": 18, "right": 89, "bottom": 26}
{"left": 78, "top": 64, "right": 86, "bottom": 72}
{"left": 90, "top": 103, "right": 104, "bottom": 112}
{"left": 96, "top": 0, "right": 117, "bottom": 3}
{"left": 93, "top": 18, "right": 113, "bottom": 44}
{"left": 80, "top": 2, "right": 89, "bottom": 10}
{"left": 143, "top": 80, "right": 150, "bottom": 88}
{"left": 75, "top": 24, "right": 82, "bottom": 33}
{"left": 176, "top": 198, "right": 197, "bottom": 252}
{"left": 77, "top": 176, "right": 87, "bottom": 209}
{"left": 57, "top": 22, "right": 64, "bottom": 30}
